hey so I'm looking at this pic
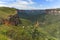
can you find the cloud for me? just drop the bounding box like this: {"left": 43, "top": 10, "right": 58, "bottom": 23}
{"left": 0, "top": 1, "right": 6, "bottom": 3}
{"left": 16, "top": 0, "right": 35, "bottom": 5}
{"left": 0, "top": 0, "right": 41, "bottom": 9}
{"left": 45, "top": 0, "right": 54, "bottom": 2}
{"left": 0, "top": 0, "right": 16, "bottom": 2}
{"left": 0, "top": 1, "right": 7, "bottom": 7}
{"left": 7, "top": 0, "right": 37, "bottom": 9}
{"left": 28, "top": 0, "right": 35, "bottom": 4}
{"left": 0, "top": 4, "right": 7, "bottom": 7}
{"left": 0, "top": 0, "right": 60, "bottom": 9}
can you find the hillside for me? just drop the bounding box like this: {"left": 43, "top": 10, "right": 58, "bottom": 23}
{"left": 0, "top": 7, "right": 16, "bottom": 18}
{"left": 17, "top": 9, "right": 60, "bottom": 40}
{"left": 0, "top": 7, "right": 59, "bottom": 40}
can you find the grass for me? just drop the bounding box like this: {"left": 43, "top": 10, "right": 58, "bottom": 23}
{"left": 0, "top": 7, "right": 16, "bottom": 18}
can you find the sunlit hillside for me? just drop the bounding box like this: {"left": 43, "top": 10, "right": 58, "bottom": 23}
{"left": 0, "top": 7, "right": 59, "bottom": 40}
{"left": 0, "top": 7, "right": 16, "bottom": 18}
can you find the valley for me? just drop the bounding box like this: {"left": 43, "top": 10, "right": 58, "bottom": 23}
{"left": 0, "top": 7, "right": 59, "bottom": 40}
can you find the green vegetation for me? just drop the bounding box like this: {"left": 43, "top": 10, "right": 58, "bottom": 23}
{"left": 0, "top": 25, "right": 57, "bottom": 40}
{"left": 0, "top": 7, "right": 59, "bottom": 40}
{"left": 0, "top": 7, "right": 16, "bottom": 18}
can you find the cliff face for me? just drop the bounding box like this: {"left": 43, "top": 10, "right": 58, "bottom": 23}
{"left": 45, "top": 9, "right": 60, "bottom": 15}
{"left": 0, "top": 7, "right": 59, "bottom": 40}
{"left": 17, "top": 8, "right": 60, "bottom": 22}
{"left": 17, "top": 8, "right": 60, "bottom": 26}
{"left": 0, "top": 7, "right": 32, "bottom": 26}
{"left": 0, "top": 7, "right": 22, "bottom": 26}
{"left": 17, "top": 9, "right": 60, "bottom": 15}
{"left": 0, "top": 7, "right": 60, "bottom": 26}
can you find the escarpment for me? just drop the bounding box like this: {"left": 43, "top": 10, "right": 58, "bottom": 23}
{"left": 0, "top": 14, "right": 22, "bottom": 26}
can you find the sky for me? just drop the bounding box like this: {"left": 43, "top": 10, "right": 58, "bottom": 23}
{"left": 0, "top": 0, "right": 60, "bottom": 9}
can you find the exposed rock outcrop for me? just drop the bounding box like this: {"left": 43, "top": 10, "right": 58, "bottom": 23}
{"left": 0, "top": 14, "right": 22, "bottom": 26}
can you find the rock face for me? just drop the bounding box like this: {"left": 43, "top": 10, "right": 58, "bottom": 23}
{"left": 8, "top": 14, "right": 22, "bottom": 26}
{"left": 0, "top": 14, "right": 22, "bottom": 26}
{"left": 17, "top": 9, "right": 60, "bottom": 15}
{"left": 45, "top": 9, "right": 60, "bottom": 15}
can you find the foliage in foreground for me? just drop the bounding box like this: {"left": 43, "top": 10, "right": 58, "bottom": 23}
{"left": 0, "top": 25, "right": 57, "bottom": 40}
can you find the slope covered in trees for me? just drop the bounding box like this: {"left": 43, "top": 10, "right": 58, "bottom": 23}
{"left": 17, "top": 9, "right": 60, "bottom": 40}
{"left": 0, "top": 7, "right": 59, "bottom": 40}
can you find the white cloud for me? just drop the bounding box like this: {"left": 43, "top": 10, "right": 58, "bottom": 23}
{"left": 0, "top": 0, "right": 40, "bottom": 10}
{"left": 28, "top": 0, "right": 35, "bottom": 4}
{"left": 0, "top": 4, "right": 7, "bottom": 7}
{"left": 7, "top": 0, "right": 37, "bottom": 9}
{"left": 0, "top": 1, "right": 7, "bottom": 7}
{"left": 16, "top": 1, "right": 29, "bottom": 5}
{"left": 0, "top": 1, "right": 6, "bottom": 3}
{"left": 45, "top": 0, "right": 54, "bottom": 2}
{"left": 16, "top": 0, "right": 35, "bottom": 5}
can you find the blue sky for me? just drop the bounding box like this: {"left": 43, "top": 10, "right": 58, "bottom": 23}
{"left": 0, "top": 0, "right": 60, "bottom": 9}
